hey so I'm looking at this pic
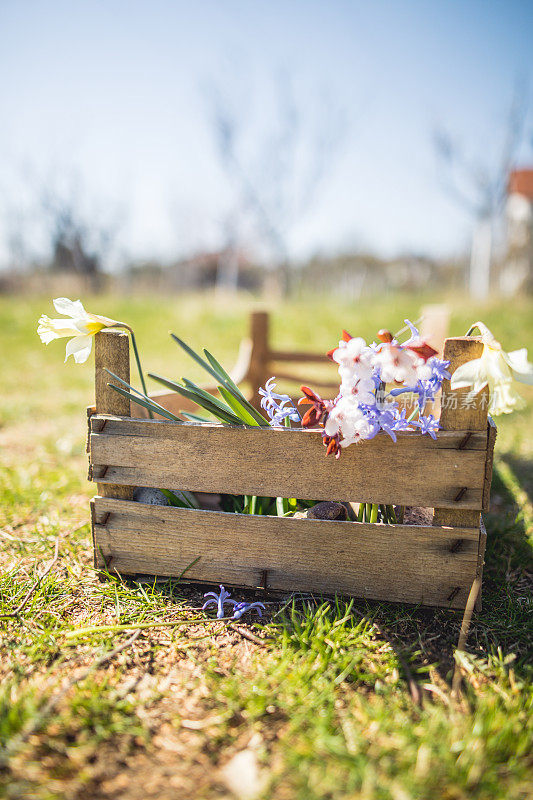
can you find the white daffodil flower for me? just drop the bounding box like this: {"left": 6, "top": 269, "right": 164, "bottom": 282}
{"left": 450, "top": 322, "right": 533, "bottom": 415}
{"left": 37, "top": 297, "right": 119, "bottom": 363}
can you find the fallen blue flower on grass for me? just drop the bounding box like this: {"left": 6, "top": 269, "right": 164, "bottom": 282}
{"left": 202, "top": 585, "right": 237, "bottom": 618}
{"left": 231, "top": 601, "right": 266, "bottom": 619}
{"left": 202, "top": 585, "right": 266, "bottom": 620}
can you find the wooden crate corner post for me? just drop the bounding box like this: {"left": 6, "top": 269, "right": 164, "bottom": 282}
{"left": 433, "top": 335, "right": 494, "bottom": 610}
{"left": 91, "top": 329, "right": 133, "bottom": 569}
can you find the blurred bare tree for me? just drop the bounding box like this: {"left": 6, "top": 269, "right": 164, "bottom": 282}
{"left": 433, "top": 78, "right": 529, "bottom": 297}
{"left": 39, "top": 172, "right": 122, "bottom": 292}
{"left": 3, "top": 164, "right": 123, "bottom": 291}
{"left": 206, "top": 71, "right": 346, "bottom": 294}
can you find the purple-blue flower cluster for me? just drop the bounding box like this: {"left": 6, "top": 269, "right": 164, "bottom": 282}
{"left": 259, "top": 377, "right": 300, "bottom": 427}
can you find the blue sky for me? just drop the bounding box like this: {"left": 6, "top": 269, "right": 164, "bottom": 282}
{"left": 1, "top": 0, "right": 532, "bottom": 267}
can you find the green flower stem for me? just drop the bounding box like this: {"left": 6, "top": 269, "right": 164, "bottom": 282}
{"left": 407, "top": 407, "right": 419, "bottom": 423}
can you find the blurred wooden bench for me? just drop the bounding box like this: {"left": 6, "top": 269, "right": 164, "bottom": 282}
{"left": 133, "top": 305, "right": 450, "bottom": 417}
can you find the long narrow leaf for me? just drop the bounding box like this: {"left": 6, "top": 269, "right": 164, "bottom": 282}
{"left": 180, "top": 378, "right": 242, "bottom": 419}
{"left": 107, "top": 385, "right": 183, "bottom": 423}
{"left": 148, "top": 374, "right": 242, "bottom": 425}
{"left": 149, "top": 373, "right": 236, "bottom": 419}
{"left": 170, "top": 334, "right": 222, "bottom": 383}
{"left": 217, "top": 385, "right": 262, "bottom": 426}
{"left": 105, "top": 369, "right": 179, "bottom": 419}
{"left": 160, "top": 489, "right": 199, "bottom": 509}
{"left": 203, "top": 350, "right": 270, "bottom": 426}
{"left": 181, "top": 411, "right": 212, "bottom": 422}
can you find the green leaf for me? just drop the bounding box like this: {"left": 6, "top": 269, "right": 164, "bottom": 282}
{"left": 105, "top": 369, "right": 183, "bottom": 421}
{"left": 180, "top": 411, "right": 212, "bottom": 423}
{"left": 276, "top": 496, "right": 289, "bottom": 516}
{"left": 218, "top": 385, "right": 262, "bottom": 426}
{"left": 160, "top": 489, "right": 199, "bottom": 509}
{"left": 204, "top": 350, "right": 270, "bottom": 426}
{"left": 180, "top": 378, "right": 242, "bottom": 419}
{"left": 107, "top": 384, "right": 183, "bottom": 423}
{"left": 148, "top": 374, "right": 242, "bottom": 425}
{"left": 170, "top": 334, "right": 222, "bottom": 383}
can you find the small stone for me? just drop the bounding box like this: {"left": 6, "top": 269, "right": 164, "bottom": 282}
{"left": 307, "top": 501, "right": 348, "bottom": 521}
{"left": 133, "top": 487, "right": 172, "bottom": 505}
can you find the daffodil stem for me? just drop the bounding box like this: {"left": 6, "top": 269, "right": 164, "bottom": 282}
{"left": 115, "top": 324, "right": 153, "bottom": 419}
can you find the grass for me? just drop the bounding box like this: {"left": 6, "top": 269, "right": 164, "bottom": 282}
{"left": 0, "top": 290, "right": 532, "bottom": 799}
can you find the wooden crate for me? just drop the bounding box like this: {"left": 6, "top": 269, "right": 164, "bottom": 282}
{"left": 88, "top": 330, "right": 495, "bottom": 610}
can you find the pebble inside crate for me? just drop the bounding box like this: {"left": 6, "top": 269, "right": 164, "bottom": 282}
{"left": 88, "top": 329, "right": 495, "bottom": 611}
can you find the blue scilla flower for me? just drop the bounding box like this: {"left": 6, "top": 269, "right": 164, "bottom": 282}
{"left": 390, "top": 379, "right": 435, "bottom": 411}
{"left": 403, "top": 318, "right": 420, "bottom": 344}
{"left": 202, "top": 585, "right": 238, "bottom": 618}
{"left": 411, "top": 414, "right": 440, "bottom": 440}
{"left": 231, "top": 601, "right": 266, "bottom": 620}
{"left": 259, "top": 377, "right": 300, "bottom": 426}
{"left": 427, "top": 356, "right": 451, "bottom": 383}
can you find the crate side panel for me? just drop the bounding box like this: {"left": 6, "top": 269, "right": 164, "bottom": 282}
{"left": 93, "top": 498, "right": 480, "bottom": 609}
{"left": 90, "top": 415, "right": 489, "bottom": 449}
{"left": 89, "top": 426, "right": 487, "bottom": 510}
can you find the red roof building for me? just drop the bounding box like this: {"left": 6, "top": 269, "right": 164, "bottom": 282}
{"left": 508, "top": 169, "right": 533, "bottom": 200}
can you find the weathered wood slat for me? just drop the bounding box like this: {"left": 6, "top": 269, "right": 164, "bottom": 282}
{"left": 482, "top": 417, "right": 497, "bottom": 511}
{"left": 269, "top": 350, "right": 329, "bottom": 364}
{"left": 90, "top": 415, "right": 488, "bottom": 450}
{"left": 89, "top": 419, "right": 486, "bottom": 510}
{"left": 91, "top": 497, "right": 479, "bottom": 608}
{"left": 270, "top": 370, "right": 339, "bottom": 389}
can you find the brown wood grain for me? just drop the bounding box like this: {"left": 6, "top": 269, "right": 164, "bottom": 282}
{"left": 93, "top": 330, "right": 133, "bottom": 502}
{"left": 89, "top": 418, "right": 487, "bottom": 510}
{"left": 433, "top": 337, "right": 489, "bottom": 528}
{"left": 475, "top": 516, "right": 487, "bottom": 612}
{"left": 91, "top": 497, "right": 480, "bottom": 608}
{"left": 90, "top": 414, "right": 489, "bottom": 449}
{"left": 482, "top": 417, "right": 497, "bottom": 511}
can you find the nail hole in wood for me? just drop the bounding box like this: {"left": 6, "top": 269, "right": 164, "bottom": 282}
{"left": 447, "top": 586, "right": 461, "bottom": 603}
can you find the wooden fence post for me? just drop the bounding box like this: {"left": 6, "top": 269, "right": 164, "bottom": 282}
{"left": 433, "top": 336, "right": 488, "bottom": 529}
{"left": 248, "top": 311, "right": 270, "bottom": 409}
{"left": 94, "top": 330, "right": 133, "bottom": 501}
